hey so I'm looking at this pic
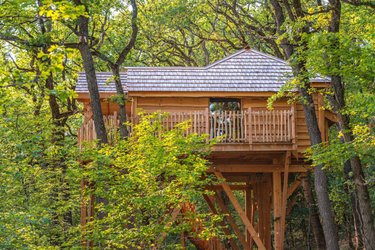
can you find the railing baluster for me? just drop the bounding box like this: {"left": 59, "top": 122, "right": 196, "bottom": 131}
{"left": 213, "top": 112, "right": 217, "bottom": 140}
{"left": 288, "top": 110, "right": 292, "bottom": 141}
{"left": 248, "top": 108, "right": 252, "bottom": 145}
{"left": 284, "top": 110, "right": 287, "bottom": 141}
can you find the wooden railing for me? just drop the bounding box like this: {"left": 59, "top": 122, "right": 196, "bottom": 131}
{"left": 78, "top": 108, "right": 295, "bottom": 147}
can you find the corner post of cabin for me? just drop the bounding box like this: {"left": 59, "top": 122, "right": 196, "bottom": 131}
{"left": 205, "top": 107, "right": 209, "bottom": 139}
{"left": 248, "top": 107, "right": 253, "bottom": 149}
{"left": 132, "top": 96, "right": 137, "bottom": 118}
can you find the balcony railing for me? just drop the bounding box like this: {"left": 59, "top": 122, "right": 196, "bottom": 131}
{"left": 78, "top": 108, "right": 295, "bottom": 147}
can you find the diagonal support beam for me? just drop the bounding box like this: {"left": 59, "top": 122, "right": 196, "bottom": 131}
{"left": 203, "top": 194, "right": 240, "bottom": 250}
{"left": 214, "top": 192, "right": 249, "bottom": 250}
{"left": 214, "top": 171, "right": 266, "bottom": 250}
{"left": 287, "top": 179, "right": 301, "bottom": 198}
{"left": 155, "top": 205, "right": 181, "bottom": 248}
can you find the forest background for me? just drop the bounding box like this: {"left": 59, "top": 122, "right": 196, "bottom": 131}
{"left": 0, "top": 0, "right": 374, "bottom": 249}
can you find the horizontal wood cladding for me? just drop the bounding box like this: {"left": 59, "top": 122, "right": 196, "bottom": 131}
{"left": 137, "top": 97, "right": 208, "bottom": 107}
{"left": 295, "top": 93, "right": 324, "bottom": 154}
{"left": 83, "top": 100, "right": 132, "bottom": 118}
{"left": 138, "top": 106, "right": 207, "bottom": 113}
{"left": 136, "top": 97, "right": 208, "bottom": 113}
{"left": 129, "top": 91, "right": 277, "bottom": 98}
{"left": 242, "top": 98, "right": 289, "bottom": 109}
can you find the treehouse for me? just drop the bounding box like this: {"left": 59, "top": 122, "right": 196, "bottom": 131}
{"left": 76, "top": 49, "right": 336, "bottom": 250}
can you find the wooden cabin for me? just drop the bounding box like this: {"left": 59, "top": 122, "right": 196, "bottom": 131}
{"left": 76, "top": 49, "right": 335, "bottom": 250}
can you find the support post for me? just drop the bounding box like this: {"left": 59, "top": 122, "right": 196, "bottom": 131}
{"left": 280, "top": 152, "right": 291, "bottom": 246}
{"left": 245, "top": 185, "right": 253, "bottom": 248}
{"left": 263, "top": 174, "right": 272, "bottom": 250}
{"left": 273, "top": 171, "right": 282, "bottom": 250}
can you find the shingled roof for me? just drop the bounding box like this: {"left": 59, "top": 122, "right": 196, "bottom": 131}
{"left": 75, "top": 49, "right": 329, "bottom": 93}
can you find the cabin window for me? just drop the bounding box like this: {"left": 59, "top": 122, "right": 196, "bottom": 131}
{"left": 209, "top": 98, "right": 241, "bottom": 112}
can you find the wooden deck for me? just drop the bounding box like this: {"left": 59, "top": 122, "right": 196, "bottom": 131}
{"left": 78, "top": 108, "right": 296, "bottom": 151}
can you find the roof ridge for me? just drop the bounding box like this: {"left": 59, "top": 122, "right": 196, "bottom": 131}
{"left": 204, "top": 49, "right": 248, "bottom": 69}
{"left": 250, "top": 49, "right": 287, "bottom": 64}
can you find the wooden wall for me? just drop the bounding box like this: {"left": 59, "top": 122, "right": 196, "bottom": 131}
{"left": 134, "top": 97, "right": 209, "bottom": 113}
{"left": 82, "top": 99, "right": 132, "bottom": 122}
{"left": 242, "top": 98, "right": 289, "bottom": 109}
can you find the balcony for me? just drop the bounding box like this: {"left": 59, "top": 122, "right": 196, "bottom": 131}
{"left": 78, "top": 108, "right": 296, "bottom": 151}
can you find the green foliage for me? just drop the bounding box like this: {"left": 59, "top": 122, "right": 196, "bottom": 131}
{"left": 0, "top": 86, "right": 82, "bottom": 248}
{"left": 80, "top": 113, "right": 219, "bottom": 248}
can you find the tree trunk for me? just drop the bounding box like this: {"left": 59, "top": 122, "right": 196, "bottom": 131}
{"left": 267, "top": 0, "right": 340, "bottom": 247}
{"left": 344, "top": 135, "right": 375, "bottom": 249}
{"left": 341, "top": 132, "right": 364, "bottom": 249}
{"left": 301, "top": 176, "right": 326, "bottom": 249}
{"left": 111, "top": 66, "right": 128, "bottom": 139}
{"left": 78, "top": 15, "right": 108, "bottom": 144}
{"left": 327, "top": 0, "right": 375, "bottom": 247}
{"left": 91, "top": 0, "right": 138, "bottom": 140}
{"left": 297, "top": 76, "right": 339, "bottom": 250}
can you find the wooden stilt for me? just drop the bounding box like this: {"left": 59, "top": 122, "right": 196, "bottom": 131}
{"left": 245, "top": 185, "right": 252, "bottom": 248}
{"left": 273, "top": 171, "right": 282, "bottom": 250}
{"left": 280, "top": 152, "right": 291, "bottom": 247}
{"left": 214, "top": 171, "right": 266, "bottom": 250}
{"left": 255, "top": 179, "right": 264, "bottom": 244}
{"left": 263, "top": 174, "right": 272, "bottom": 250}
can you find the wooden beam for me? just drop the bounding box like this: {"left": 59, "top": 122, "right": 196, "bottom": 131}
{"left": 286, "top": 194, "right": 299, "bottom": 216}
{"left": 214, "top": 193, "right": 248, "bottom": 250}
{"left": 214, "top": 171, "right": 266, "bottom": 250}
{"left": 263, "top": 174, "right": 272, "bottom": 250}
{"left": 273, "top": 171, "right": 282, "bottom": 250}
{"left": 287, "top": 179, "right": 302, "bottom": 198}
{"left": 245, "top": 186, "right": 252, "bottom": 248}
{"left": 155, "top": 205, "right": 181, "bottom": 248}
{"left": 213, "top": 143, "right": 295, "bottom": 152}
{"left": 207, "top": 184, "right": 252, "bottom": 190}
{"left": 209, "top": 164, "right": 307, "bottom": 173}
{"left": 280, "top": 152, "right": 291, "bottom": 249}
{"left": 203, "top": 195, "right": 239, "bottom": 250}
{"left": 325, "top": 110, "right": 338, "bottom": 123}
